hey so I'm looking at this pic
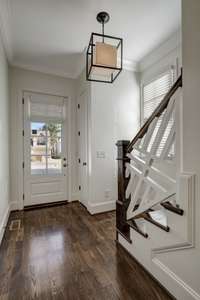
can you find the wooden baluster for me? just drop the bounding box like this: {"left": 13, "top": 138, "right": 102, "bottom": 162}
{"left": 116, "top": 140, "right": 131, "bottom": 243}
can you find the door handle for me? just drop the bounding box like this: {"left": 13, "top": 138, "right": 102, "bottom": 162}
{"left": 83, "top": 162, "right": 87, "bottom": 166}
{"left": 63, "top": 163, "right": 67, "bottom": 167}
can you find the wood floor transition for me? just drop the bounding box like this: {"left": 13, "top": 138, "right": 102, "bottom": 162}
{"left": 0, "top": 202, "right": 173, "bottom": 300}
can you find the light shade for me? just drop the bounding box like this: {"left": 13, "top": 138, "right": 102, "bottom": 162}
{"left": 86, "top": 32, "right": 123, "bottom": 83}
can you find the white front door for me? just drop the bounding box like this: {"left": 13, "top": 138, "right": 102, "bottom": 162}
{"left": 78, "top": 91, "right": 88, "bottom": 207}
{"left": 23, "top": 92, "right": 68, "bottom": 206}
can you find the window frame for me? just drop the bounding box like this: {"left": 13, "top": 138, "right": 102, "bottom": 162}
{"left": 140, "top": 66, "right": 175, "bottom": 127}
{"left": 140, "top": 66, "right": 176, "bottom": 161}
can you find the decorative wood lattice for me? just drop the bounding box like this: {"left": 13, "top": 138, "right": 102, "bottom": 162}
{"left": 126, "top": 96, "right": 177, "bottom": 220}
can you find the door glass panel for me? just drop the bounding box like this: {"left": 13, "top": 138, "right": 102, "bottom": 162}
{"left": 31, "top": 155, "right": 46, "bottom": 175}
{"left": 30, "top": 122, "right": 63, "bottom": 175}
{"left": 47, "top": 156, "right": 62, "bottom": 174}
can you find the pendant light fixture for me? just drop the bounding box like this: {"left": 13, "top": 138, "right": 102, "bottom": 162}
{"left": 86, "top": 11, "right": 123, "bottom": 83}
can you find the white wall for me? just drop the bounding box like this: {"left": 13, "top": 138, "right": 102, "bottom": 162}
{"left": 118, "top": 4, "right": 200, "bottom": 299}
{"left": 0, "top": 34, "right": 10, "bottom": 243}
{"left": 89, "top": 70, "right": 140, "bottom": 213}
{"left": 139, "top": 30, "right": 182, "bottom": 84}
{"left": 10, "top": 67, "right": 78, "bottom": 209}
{"left": 157, "top": 1, "right": 200, "bottom": 298}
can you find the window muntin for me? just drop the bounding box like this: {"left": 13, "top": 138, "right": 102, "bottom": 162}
{"left": 30, "top": 122, "right": 62, "bottom": 175}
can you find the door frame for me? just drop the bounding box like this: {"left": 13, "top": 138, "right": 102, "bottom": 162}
{"left": 22, "top": 90, "right": 72, "bottom": 208}
{"left": 77, "top": 89, "right": 89, "bottom": 209}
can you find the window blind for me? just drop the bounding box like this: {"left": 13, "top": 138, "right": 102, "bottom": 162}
{"left": 28, "top": 94, "right": 66, "bottom": 122}
{"left": 142, "top": 69, "right": 174, "bottom": 158}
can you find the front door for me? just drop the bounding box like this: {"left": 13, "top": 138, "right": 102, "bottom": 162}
{"left": 23, "top": 92, "right": 68, "bottom": 206}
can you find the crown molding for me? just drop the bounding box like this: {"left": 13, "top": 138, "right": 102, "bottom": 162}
{"left": 123, "top": 59, "right": 139, "bottom": 72}
{"left": 12, "top": 56, "right": 139, "bottom": 81}
{"left": 11, "top": 61, "right": 78, "bottom": 80}
{"left": 0, "top": 0, "right": 13, "bottom": 62}
{"left": 139, "top": 29, "right": 181, "bottom": 72}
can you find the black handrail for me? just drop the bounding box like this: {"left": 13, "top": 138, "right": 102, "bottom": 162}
{"left": 127, "top": 73, "right": 182, "bottom": 153}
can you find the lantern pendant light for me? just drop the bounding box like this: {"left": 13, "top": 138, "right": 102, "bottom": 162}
{"left": 86, "top": 11, "right": 123, "bottom": 83}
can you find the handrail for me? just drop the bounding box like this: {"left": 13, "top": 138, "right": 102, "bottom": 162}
{"left": 126, "top": 74, "right": 182, "bottom": 153}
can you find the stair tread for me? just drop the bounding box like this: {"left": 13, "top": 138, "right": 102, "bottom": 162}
{"left": 144, "top": 211, "right": 170, "bottom": 232}
{"left": 161, "top": 201, "right": 184, "bottom": 215}
{"left": 127, "top": 219, "right": 148, "bottom": 238}
{"left": 149, "top": 210, "right": 168, "bottom": 227}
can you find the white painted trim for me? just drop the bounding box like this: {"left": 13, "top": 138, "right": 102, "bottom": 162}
{"left": 10, "top": 201, "right": 23, "bottom": 211}
{"left": 123, "top": 59, "right": 139, "bottom": 72}
{"left": 67, "top": 95, "right": 73, "bottom": 202}
{"left": 87, "top": 200, "right": 116, "bottom": 215}
{"left": 20, "top": 90, "right": 72, "bottom": 207}
{"left": 0, "top": 0, "right": 13, "bottom": 62}
{"left": 71, "top": 192, "right": 80, "bottom": 201}
{"left": 12, "top": 58, "right": 139, "bottom": 81}
{"left": 139, "top": 29, "right": 181, "bottom": 72}
{"left": 0, "top": 204, "right": 10, "bottom": 245}
{"left": 12, "top": 62, "right": 77, "bottom": 80}
{"left": 153, "top": 258, "right": 200, "bottom": 300}
{"left": 152, "top": 174, "right": 195, "bottom": 254}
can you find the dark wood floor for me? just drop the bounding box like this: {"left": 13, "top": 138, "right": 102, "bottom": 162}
{"left": 0, "top": 202, "right": 173, "bottom": 300}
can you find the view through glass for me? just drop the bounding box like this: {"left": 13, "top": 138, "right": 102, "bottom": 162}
{"left": 30, "top": 122, "right": 62, "bottom": 175}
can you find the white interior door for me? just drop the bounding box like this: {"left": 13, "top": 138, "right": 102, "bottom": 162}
{"left": 78, "top": 91, "right": 88, "bottom": 207}
{"left": 23, "top": 92, "right": 68, "bottom": 206}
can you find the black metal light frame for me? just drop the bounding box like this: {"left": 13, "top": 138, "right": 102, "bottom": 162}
{"left": 86, "top": 12, "right": 123, "bottom": 84}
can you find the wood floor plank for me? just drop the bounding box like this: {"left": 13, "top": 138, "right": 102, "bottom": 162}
{"left": 0, "top": 202, "right": 173, "bottom": 300}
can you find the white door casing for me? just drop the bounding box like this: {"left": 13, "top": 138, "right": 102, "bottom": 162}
{"left": 23, "top": 92, "right": 69, "bottom": 206}
{"left": 78, "top": 90, "right": 88, "bottom": 208}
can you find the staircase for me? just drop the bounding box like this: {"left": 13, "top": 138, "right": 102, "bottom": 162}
{"left": 116, "top": 73, "right": 198, "bottom": 300}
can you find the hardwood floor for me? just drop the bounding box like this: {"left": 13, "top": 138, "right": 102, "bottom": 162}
{"left": 0, "top": 202, "right": 173, "bottom": 300}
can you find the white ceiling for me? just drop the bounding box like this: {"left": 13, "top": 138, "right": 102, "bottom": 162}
{"left": 0, "top": 0, "right": 181, "bottom": 78}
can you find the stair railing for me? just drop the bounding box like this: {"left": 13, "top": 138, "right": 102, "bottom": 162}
{"left": 116, "top": 73, "right": 182, "bottom": 240}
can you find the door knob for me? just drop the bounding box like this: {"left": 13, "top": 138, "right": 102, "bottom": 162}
{"left": 63, "top": 163, "right": 67, "bottom": 167}
{"left": 83, "top": 162, "right": 87, "bottom": 166}
{"left": 63, "top": 158, "right": 66, "bottom": 161}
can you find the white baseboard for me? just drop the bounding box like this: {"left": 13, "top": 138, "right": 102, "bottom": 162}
{"left": 87, "top": 200, "right": 116, "bottom": 215}
{"left": 153, "top": 258, "right": 200, "bottom": 300}
{"left": 71, "top": 192, "right": 80, "bottom": 202}
{"left": 0, "top": 204, "right": 10, "bottom": 245}
{"left": 10, "top": 201, "right": 23, "bottom": 211}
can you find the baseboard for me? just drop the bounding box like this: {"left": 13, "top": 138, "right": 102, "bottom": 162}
{"left": 71, "top": 192, "right": 80, "bottom": 201}
{"left": 10, "top": 201, "right": 22, "bottom": 211}
{"left": 153, "top": 258, "right": 200, "bottom": 300}
{"left": 116, "top": 240, "right": 176, "bottom": 300}
{"left": 24, "top": 200, "right": 68, "bottom": 211}
{"left": 87, "top": 200, "right": 116, "bottom": 215}
{"left": 0, "top": 204, "right": 10, "bottom": 245}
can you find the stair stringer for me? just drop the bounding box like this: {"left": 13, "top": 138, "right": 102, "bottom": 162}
{"left": 118, "top": 173, "right": 200, "bottom": 300}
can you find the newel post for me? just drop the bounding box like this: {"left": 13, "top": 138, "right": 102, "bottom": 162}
{"left": 116, "top": 140, "right": 131, "bottom": 241}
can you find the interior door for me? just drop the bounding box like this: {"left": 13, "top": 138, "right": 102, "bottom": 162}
{"left": 78, "top": 91, "right": 88, "bottom": 207}
{"left": 23, "top": 92, "right": 68, "bottom": 206}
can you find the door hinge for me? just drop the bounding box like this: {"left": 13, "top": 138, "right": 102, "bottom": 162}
{"left": 22, "top": 98, "right": 24, "bottom": 104}
{"left": 79, "top": 185, "right": 81, "bottom": 191}
{"left": 78, "top": 131, "right": 80, "bottom": 136}
{"left": 78, "top": 104, "right": 80, "bottom": 109}
{"left": 78, "top": 158, "right": 81, "bottom": 163}
{"left": 23, "top": 193, "right": 25, "bottom": 200}
{"left": 22, "top": 130, "right": 24, "bottom": 136}
{"left": 22, "top": 162, "right": 25, "bottom": 168}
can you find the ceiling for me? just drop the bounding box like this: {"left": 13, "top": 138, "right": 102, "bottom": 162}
{"left": 0, "top": 0, "right": 181, "bottom": 78}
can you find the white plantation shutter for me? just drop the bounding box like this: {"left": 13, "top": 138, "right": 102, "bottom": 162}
{"left": 142, "top": 69, "right": 174, "bottom": 158}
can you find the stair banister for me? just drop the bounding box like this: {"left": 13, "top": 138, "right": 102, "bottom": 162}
{"left": 116, "top": 73, "right": 182, "bottom": 241}
{"left": 126, "top": 74, "right": 182, "bottom": 153}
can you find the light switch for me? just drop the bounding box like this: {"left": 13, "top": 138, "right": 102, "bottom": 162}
{"left": 96, "top": 151, "right": 106, "bottom": 159}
